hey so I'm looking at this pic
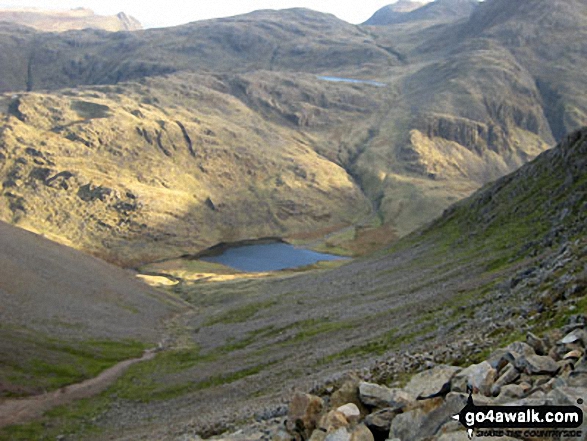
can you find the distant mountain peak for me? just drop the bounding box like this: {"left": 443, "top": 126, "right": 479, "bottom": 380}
{"left": 0, "top": 7, "right": 142, "bottom": 32}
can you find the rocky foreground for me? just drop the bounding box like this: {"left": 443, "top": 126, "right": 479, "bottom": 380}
{"left": 191, "top": 314, "right": 587, "bottom": 441}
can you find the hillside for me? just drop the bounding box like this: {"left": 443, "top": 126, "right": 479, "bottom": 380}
{"left": 0, "top": 76, "right": 371, "bottom": 266}
{"left": 4, "top": 127, "right": 582, "bottom": 439}
{"left": 363, "top": 1, "right": 427, "bottom": 25}
{"left": 0, "top": 8, "right": 141, "bottom": 32}
{"left": 0, "top": 219, "right": 182, "bottom": 398}
{"left": 364, "top": 0, "right": 476, "bottom": 25}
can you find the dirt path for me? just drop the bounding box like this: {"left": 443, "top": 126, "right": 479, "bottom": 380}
{"left": 0, "top": 349, "right": 157, "bottom": 429}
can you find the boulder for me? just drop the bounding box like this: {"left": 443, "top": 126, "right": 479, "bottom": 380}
{"left": 319, "top": 410, "right": 349, "bottom": 432}
{"left": 364, "top": 408, "right": 398, "bottom": 438}
{"left": 388, "top": 397, "right": 453, "bottom": 441}
{"left": 505, "top": 341, "right": 535, "bottom": 356}
{"left": 490, "top": 364, "right": 520, "bottom": 396}
{"left": 324, "top": 428, "right": 351, "bottom": 441}
{"left": 563, "top": 349, "right": 584, "bottom": 360}
{"left": 514, "top": 354, "right": 560, "bottom": 375}
{"left": 287, "top": 392, "right": 325, "bottom": 439}
{"left": 558, "top": 328, "right": 587, "bottom": 346}
{"left": 404, "top": 365, "right": 461, "bottom": 400}
{"left": 331, "top": 377, "right": 368, "bottom": 416}
{"left": 350, "top": 424, "right": 374, "bottom": 441}
{"left": 526, "top": 332, "right": 548, "bottom": 355}
{"left": 336, "top": 404, "right": 361, "bottom": 424}
{"left": 451, "top": 361, "right": 496, "bottom": 396}
{"left": 358, "top": 382, "right": 414, "bottom": 409}
{"left": 494, "top": 384, "right": 526, "bottom": 404}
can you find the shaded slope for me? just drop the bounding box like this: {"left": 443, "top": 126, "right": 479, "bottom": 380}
{"left": 0, "top": 219, "right": 182, "bottom": 397}
{"left": 0, "top": 9, "right": 399, "bottom": 93}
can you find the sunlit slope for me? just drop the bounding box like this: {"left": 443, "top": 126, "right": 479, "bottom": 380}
{"left": 0, "top": 8, "right": 141, "bottom": 32}
{"left": 0, "top": 75, "right": 371, "bottom": 266}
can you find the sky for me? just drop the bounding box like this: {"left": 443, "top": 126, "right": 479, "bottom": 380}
{"left": 0, "top": 0, "right": 432, "bottom": 29}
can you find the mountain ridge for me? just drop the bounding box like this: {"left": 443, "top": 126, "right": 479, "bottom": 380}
{"left": 0, "top": 7, "right": 142, "bottom": 32}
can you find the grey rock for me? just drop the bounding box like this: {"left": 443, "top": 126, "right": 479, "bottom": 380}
{"left": 404, "top": 365, "right": 461, "bottom": 400}
{"left": 364, "top": 408, "right": 398, "bottom": 436}
{"left": 514, "top": 354, "right": 560, "bottom": 375}
{"left": 505, "top": 341, "right": 535, "bottom": 356}
{"left": 358, "top": 382, "right": 414, "bottom": 409}
{"left": 490, "top": 364, "right": 520, "bottom": 396}
{"left": 567, "top": 371, "right": 587, "bottom": 387}
{"left": 389, "top": 396, "right": 463, "bottom": 441}
{"left": 526, "top": 332, "right": 548, "bottom": 355}
{"left": 494, "top": 384, "right": 526, "bottom": 404}
{"left": 558, "top": 328, "right": 587, "bottom": 345}
{"left": 451, "top": 361, "right": 496, "bottom": 395}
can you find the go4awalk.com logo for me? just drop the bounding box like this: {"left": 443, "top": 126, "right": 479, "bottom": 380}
{"left": 452, "top": 394, "right": 584, "bottom": 439}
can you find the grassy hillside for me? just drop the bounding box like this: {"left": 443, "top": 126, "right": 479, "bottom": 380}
{"left": 0, "top": 220, "right": 183, "bottom": 398}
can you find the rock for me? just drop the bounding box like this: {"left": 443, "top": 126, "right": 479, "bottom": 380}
{"left": 324, "top": 428, "right": 351, "bottom": 441}
{"left": 490, "top": 364, "right": 520, "bottom": 396}
{"left": 309, "top": 430, "right": 327, "bottom": 441}
{"left": 526, "top": 332, "right": 548, "bottom": 355}
{"left": 388, "top": 397, "right": 453, "bottom": 441}
{"left": 505, "top": 341, "right": 535, "bottom": 356}
{"left": 514, "top": 354, "right": 560, "bottom": 375}
{"left": 331, "top": 377, "right": 368, "bottom": 416}
{"left": 349, "top": 424, "right": 374, "bottom": 441}
{"left": 319, "top": 410, "right": 349, "bottom": 432}
{"left": 494, "top": 384, "right": 526, "bottom": 404}
{"left": 558, "top": 328, "right": 587, "bottom": 345}
{"left": 451, "top": 361, "right": 496, "bottom": 396}
{"left": 358, "top": 382, "right": 414, "bottom": 409}
{"left": 404, "top": 365, "right": 461, "bottom": 400}
{"left": 485, "top": 348, "right": 510, "bottom": 370}
{"left": 567, "top": 371, "right": 587, "bottom": 387}
{"left": 563, "top": 349, "right": 584, "bottom": 360}
{"left": 336, "top": 404, "right": 360, "bottom": 424}
{"left": 364, "top": 408, "right": 398, "bottom": 438}
{"left": 286, "top": 393, "right": 324, "bottom": 440}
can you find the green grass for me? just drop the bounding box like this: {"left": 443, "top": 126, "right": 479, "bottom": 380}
{"left": 204, "top": 299, "right": 278, "bottom": 326}
{"left": 1, "top": 330, "right": 149, "bottom": 397}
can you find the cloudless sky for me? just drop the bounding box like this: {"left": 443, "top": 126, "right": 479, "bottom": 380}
{"left": 0, "top": 0, "right": 432, "bottom": 29}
